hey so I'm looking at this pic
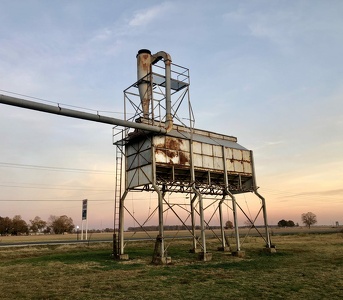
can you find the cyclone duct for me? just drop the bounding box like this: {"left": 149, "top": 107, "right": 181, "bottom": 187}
{"left": 136, "top": 49, "right": 173, "bottom": 131}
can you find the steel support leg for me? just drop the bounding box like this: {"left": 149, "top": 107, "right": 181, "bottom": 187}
{"left": 218, "top": 198, "right": 228, "bottom": 250}
{"left": 255, "top": 190, "right": 272, "bottom": 248}
{"left": 227, "top": 190, "right": 241, "bottom": 251}
{"left": 190, "top": 194, "right": 198, "bottom": 252}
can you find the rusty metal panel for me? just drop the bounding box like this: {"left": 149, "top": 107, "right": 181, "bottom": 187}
{"left": 155, "top": 149, "right": 167, "bottom": 163}
{"left": 166, "top": 149, "right": 179, "bottom": 164}
{"left": 161, "top": 136, "right": 188, "bottom": 152}
{"left": 179, "top": 151, "right": 190, "bottom": 166}
{"left": 154, "top": 135, "right": 165, "bottom": 148}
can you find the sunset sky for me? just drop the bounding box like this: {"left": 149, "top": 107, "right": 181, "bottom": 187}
{"left": 0, "top": 0, "right": 342, "bottom": 230}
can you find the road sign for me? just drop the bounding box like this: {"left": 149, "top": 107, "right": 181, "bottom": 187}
{"left": 82, "top": 199, "right": 88, "bottom": 220}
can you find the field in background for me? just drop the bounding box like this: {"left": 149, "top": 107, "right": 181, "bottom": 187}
{"left": 0, "top": 230, "right": 342, "bottom": 299}
{"left": 0, "top": 225, "right": 340, "bottom": 245}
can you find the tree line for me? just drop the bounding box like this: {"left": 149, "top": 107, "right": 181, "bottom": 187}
{"left": 0, "top": 215, "right": 75, "bottom": 235}
{"left": 277, "top": 212, "right": 318, "bottom": 228}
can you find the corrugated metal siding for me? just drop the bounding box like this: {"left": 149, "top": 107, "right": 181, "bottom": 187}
{"left": 125, "top": 127, "right": 254, "bottom": 189}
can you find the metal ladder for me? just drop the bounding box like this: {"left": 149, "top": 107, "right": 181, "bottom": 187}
{"left": 113, "top": 130, "right": 124, "bottom": 257}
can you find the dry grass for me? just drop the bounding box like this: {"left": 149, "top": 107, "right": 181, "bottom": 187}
{"left": 0, "top": 232, "right": 342, "bottom": 299}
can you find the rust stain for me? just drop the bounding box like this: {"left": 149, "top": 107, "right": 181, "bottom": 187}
{"left": 165, "top": 138, "right": 183, "bottom": 151}
{"left": 166, "top": 150, "right": 177, "bottom": 159}
{"left": 179, "top": 152, "right": 189, "bottom": 165}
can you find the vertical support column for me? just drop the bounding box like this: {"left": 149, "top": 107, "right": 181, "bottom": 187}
{"left": 250, "top": 150, "right": 275, "bottom": 252}
{"left": 255, "top": 191, "right": 272, "bottom": 248}
{"left": 218, "top": 198, "right": 230, "bottom": 251}
{"left": 227, "top": 191, "right": 241, "bottom": 252}
{"left": 198, "top": 193, "right": 206, "bottom": 254}
{"left": 151, "top": 185, "right": 171, "bottom": 264}
{"left": 117, "top": 190, "right": 129, "bottom": 260}
{"left": 222, "top": 145, "right": 241, "bottom": 254}
{"left": 192, "top": 187, "right": 212, "bottom": 261}
{"left": 190, "top": 194, "right": 200, "bottom": 253}
{"left": 158, "top": 189, "right": 165, "bottom": 258}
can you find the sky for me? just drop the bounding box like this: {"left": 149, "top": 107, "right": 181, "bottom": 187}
{"left": 0, "top": 0, "right": 342, "bottom": 230}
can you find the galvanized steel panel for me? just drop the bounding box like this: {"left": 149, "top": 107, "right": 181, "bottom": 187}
{"left": 233, "top": 161, "right": 244, "bottom": 173}
{"left": 127, "top": 141, "right": 139, "bottom": 156}
{"left": 242, "top": 150, "right": 251, "bottom": 162}
{"left": 202, "top": 143, "right": 213, "bottom": 156}
{"left": 243, "top": 161, "right": 252, "bottom": 174}
{"left": 139, "top": 138, "right": 151, "bottom": 151}
{"left": 227, "top": 160, "right": 235, "bottom": 172}
{"left": 127, "top": 154, "right": 139, "bottom": 170}
{"left": 127, "top": 169, "right": 138, "bottom": 188}
{"left": 224, "top": 147, "right": 233, "bottom": 159}
{"left": 202, "top": 155, "right": 214, "bottom": 169}
{"left": 233, "top": 149, "right": 243, "bottom": 160}
{"left": 213, "top": 145, "right": 223, "bottom": 157}
{"left": 194, "top": 153, "right": 203, "bottom": 167}
{"left": 193, "top": 141, "right": 202, "bottom": 154}
{"left": 139, "top": 165, "right": 152, "bottom": 185}
{"left": 214, "top": 157, "right": 224, "bottom": 170}
{"left": 139, "top": 149, "right": 152, "bottom": 165}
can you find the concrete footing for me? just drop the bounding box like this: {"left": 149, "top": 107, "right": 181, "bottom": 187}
{"left": 152, "top": 256, "right": 172, "bottom": 265}
{"left": 198, "top": 252, "right": 212, "bottom": 261}
{"left": 217, "top": 246, "right": 231, "bottom": 252}
{"left": 189, "top": 248, "right": 202, "bottom": 253}
{"left": 232, "top": 250, "right": 245, "bottom": 258}
{"left": 118, "top": 254, "right": 129, "bottom": 260}
{"left": 263, "top": 247, "right": 277, "bottom": 253}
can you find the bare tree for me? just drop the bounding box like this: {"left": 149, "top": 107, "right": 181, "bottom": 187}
{"left": 0, "top": 216, "right": 12, "bottom": 235}
{"left": 49, "top": 215, "right": 75, "bottom": 234}
{"left": 225, "top": 220, "right": 233, "bottom": 229}
{"left": 30, "top": 216, "right": 47, "bottom": 234}
{"left": 12, "top": 215, "right": 29, "bottom": 235}
{"left": 301, "top": 212, "right": 317, "bottom": 228}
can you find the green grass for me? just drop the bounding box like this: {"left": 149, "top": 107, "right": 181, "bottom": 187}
{"left": 0, "top": 233, "right": 342, "bottom": 299}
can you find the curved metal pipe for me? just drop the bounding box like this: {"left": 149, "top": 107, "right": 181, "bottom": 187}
{"left": 151, "top": 51, "right": 173, "bottom": 132}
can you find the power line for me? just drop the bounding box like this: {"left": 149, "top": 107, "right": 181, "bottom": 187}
{"left": 0, "top": 183, "right": 113, "bottom": 192}
{"left": 0, "top": 199, "right": 114, "bottom": 202}
{"left": 0, "top": 162, "right": 114, "bottom": 175}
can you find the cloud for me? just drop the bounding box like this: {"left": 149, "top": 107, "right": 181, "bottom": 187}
{"left": 128, "top": 2, "right": 172, "bottom": 27}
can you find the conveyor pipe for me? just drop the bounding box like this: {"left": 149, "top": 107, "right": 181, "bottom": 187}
{"left": 0, "top": 94, "right": 167, "bottom": 134}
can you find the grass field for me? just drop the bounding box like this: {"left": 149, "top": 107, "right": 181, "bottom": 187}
{"left": 0, "top": 230, "right": 342, "bottom": 299}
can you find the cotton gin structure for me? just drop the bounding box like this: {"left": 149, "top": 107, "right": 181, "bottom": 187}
{"left": 113, "top": 49, "right": 274, "bottom": 264}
